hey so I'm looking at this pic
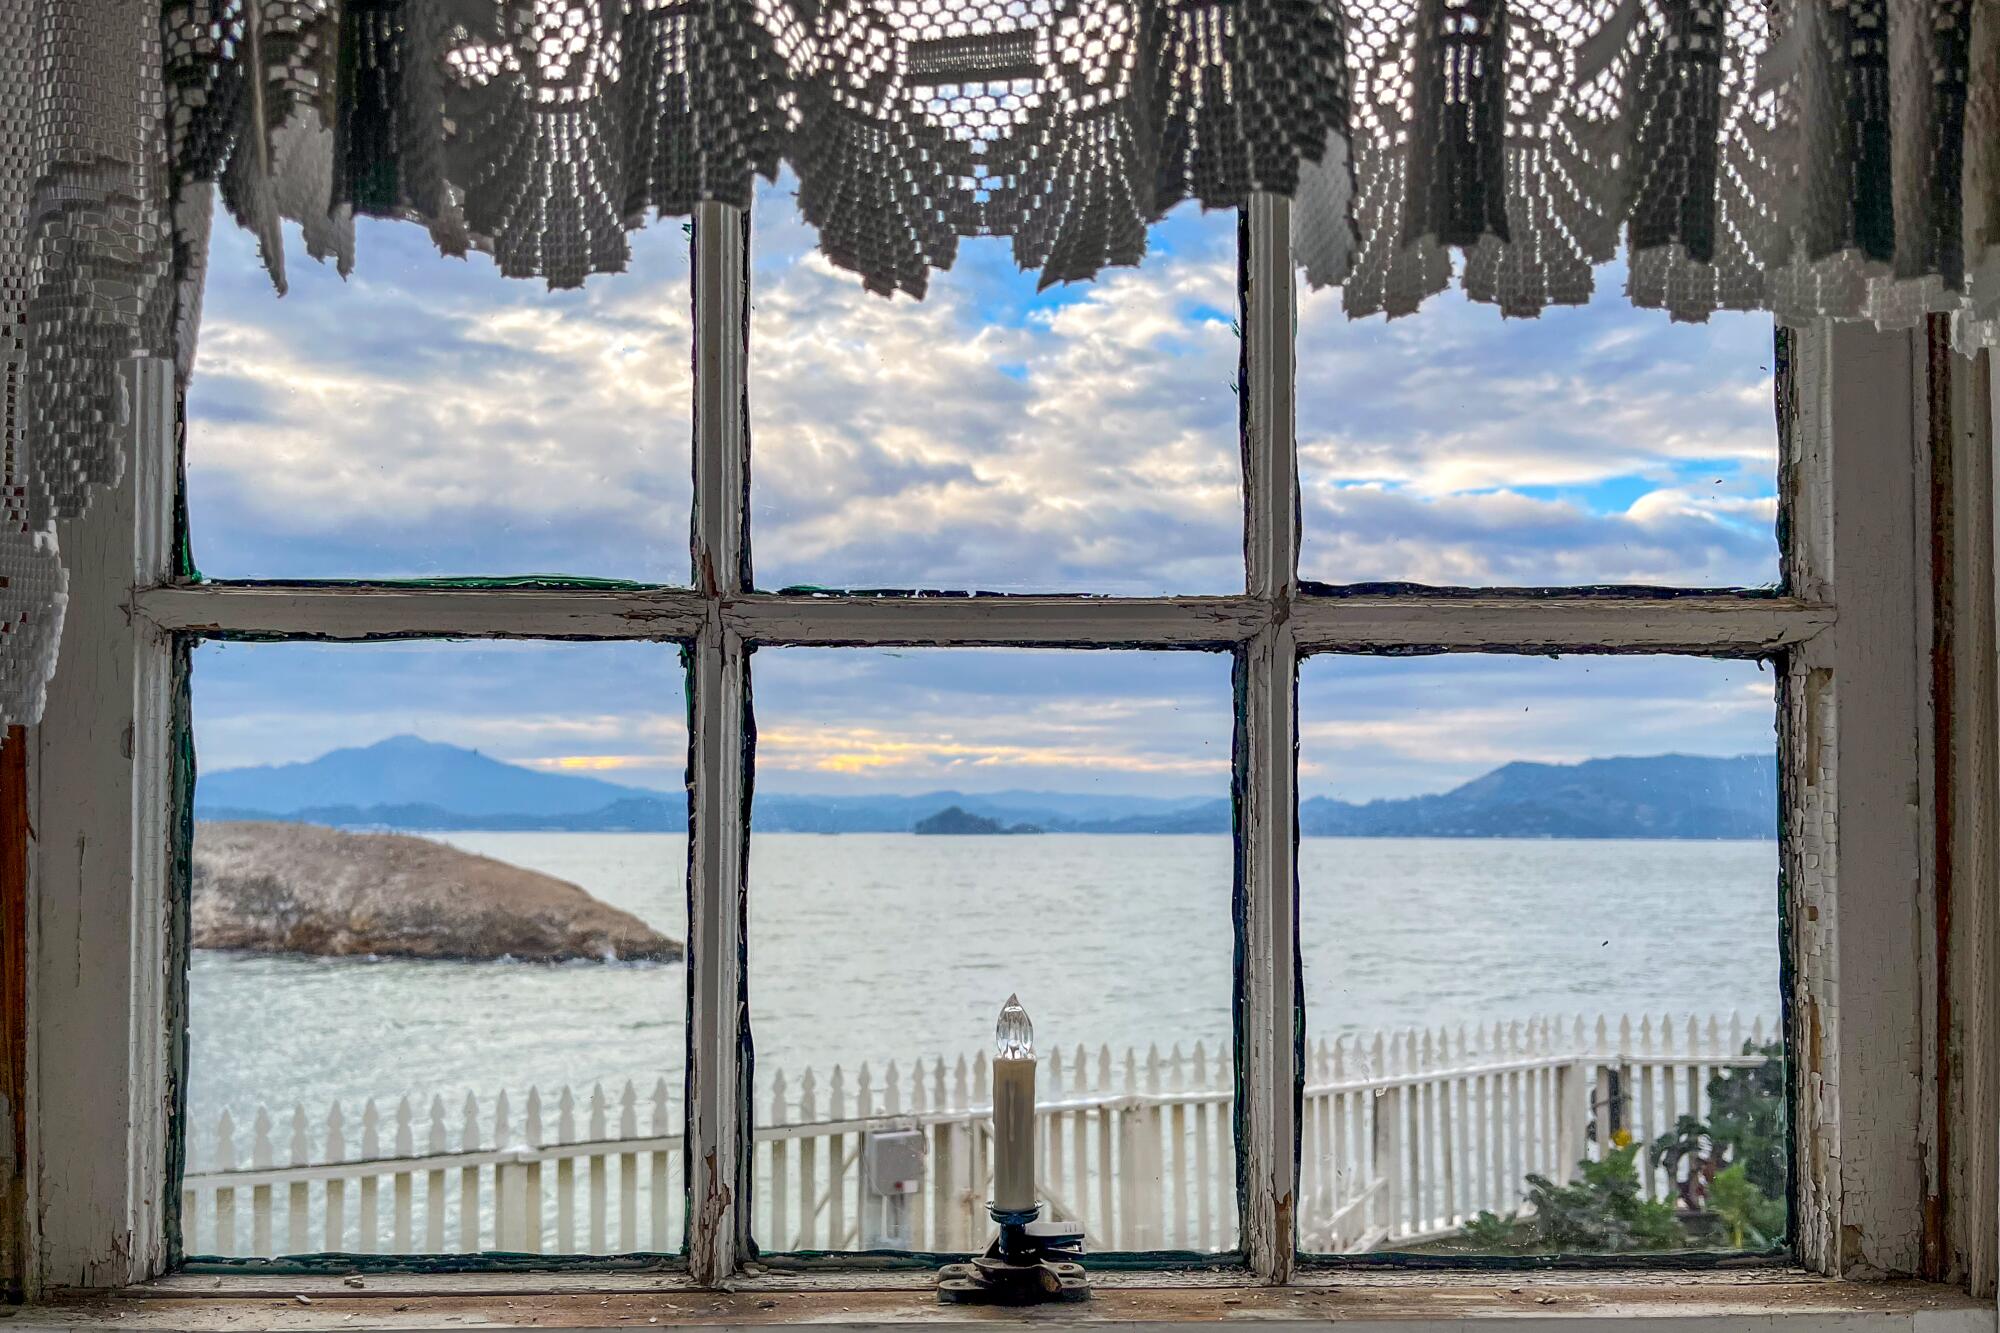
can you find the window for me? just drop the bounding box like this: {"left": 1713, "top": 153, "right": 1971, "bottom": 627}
{"left": 185, "top": 641, "right": 689, "bottom": 1257}
{"left": 1297, "top": 654, "right": 1782, "bottom": 1257}
{"left": 23, "top": 191, "right": 1990, "bottom": 1303}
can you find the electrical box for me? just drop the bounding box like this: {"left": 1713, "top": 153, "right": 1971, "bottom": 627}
{"left": 864, "top": 1128, "right": 926, "bottom": 1196}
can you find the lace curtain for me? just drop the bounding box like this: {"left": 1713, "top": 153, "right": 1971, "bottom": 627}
{"left": 2, "top": 0, "right": 1998, "bottom": 728}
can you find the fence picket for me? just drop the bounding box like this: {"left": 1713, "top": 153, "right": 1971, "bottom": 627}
{"left": 392, "top": 1098, "right": 414, "bottom": 1251}
{"left": 1043, "top": 1049, "right": 1064, "bottom": 1230}
{"left": 289, "top": 1105, "right": 311, "bottom": 1254}
{"left": 1192, "top": 1042, "right": 1212, "bottom": 1252}
{"left": 618, "top": 1082, "right": 638, "bottom": 1251}
{"left": 251, "top": 1109, "right": 274, "bottom": 1256}
{"left": 651, "top": 1078, "right": 671, "bottom": 1251}
{"left": 829, "top": 1067, "right": 849, "bottom": 1250}
{"left": 460, "top": 1093, "right": 482, "bottom": 1252}
{"left": 796, "top": 1070, "right": 819, "bottom": 1250}
{"left": 426, "top": 1097, "right": 448, "bottom": 1253}
{"left": 359, "top": 1100, "right": 381, "bottom": 1252}
{"left": 213, "top": 1110, "right": 237, "bottom": 1257}
{"left": 524, "top": 1089, "right": 545, "bottom": 1254}
{"left": 588, "top": 1084, "right": 608, "bottom": 1253}
{"left": 554, "top": 1088, "right": 577, "bottom": 1254}
{"left": 323, "top": 1103, "right": 346, "bottom": 1252}
{"left": 769, "top": 1071, "right": 790, "bottom": 1255}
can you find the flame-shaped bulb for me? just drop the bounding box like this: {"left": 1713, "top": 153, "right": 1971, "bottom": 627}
{"left": 995, "top": 993, "right": 1034, "bottom": 1061}
{"left": 991, "top": 994, "right": 1037, "bottom": 1214}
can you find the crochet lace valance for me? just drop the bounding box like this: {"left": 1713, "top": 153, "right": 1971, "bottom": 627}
{"left": 2, "top": 0, "right": 1998, "bottom": 727}
{"left": 161, "top": 0, "right": 2000, "bottom": 333}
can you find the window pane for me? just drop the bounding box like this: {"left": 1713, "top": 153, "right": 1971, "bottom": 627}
{"left": 749, "top": 178, "right": 1242, "bottom": 594}
{"left": 1297, "top": 270, "right": 1779, "bottom": 589}
{"left": 747, "top": 648, "right": 1236, "bottom": 1253}
{"left": 1297, "top": 654, "right": 1783, "bottom": 1257}
{"left": 187, "top": 640, "right": 688, "bottom": 1258}
{"left": 185, "top": 212, "right": 692, "bottom": 581}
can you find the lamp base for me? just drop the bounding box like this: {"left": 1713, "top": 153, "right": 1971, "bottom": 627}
{"left": 937, "top": 1204, "right": 1089, "bottom": 1305}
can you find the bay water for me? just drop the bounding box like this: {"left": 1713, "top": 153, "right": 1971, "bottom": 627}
{"left": 187, "top": 832, "right": 1780, "bottom": 1154}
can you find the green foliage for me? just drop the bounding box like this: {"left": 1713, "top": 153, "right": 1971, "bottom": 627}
{"left": 1708, "top": 1162, "right": 1786, "bottom": 1249}
{"left": 1646, "top": 1041, "right": 1787, "bottom": 1222}
{"left": 1650, "top": 1114, "right": 1718, "bottom": 1210}
{"left": 1703, "top": 1041, "right": 1787, "bottom": 1199}
{"left": 1459, "top": 1210, "right": 1519, "bottom": 1249}
{"left": 1453, "top": 1040, "right": 1788, "bottom": 1255}
{"left": 1516, "top": 1142, "right": 1687, "bottom": 1253}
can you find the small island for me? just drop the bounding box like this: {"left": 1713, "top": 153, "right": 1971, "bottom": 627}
{"left": 192, "top": 822, "right": 683, "bottom": 962}
{"left": 912, "top": 806, "right": 1044, "bottom": 836}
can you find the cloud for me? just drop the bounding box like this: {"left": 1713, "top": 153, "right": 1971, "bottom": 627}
{"left": 1294, "top": 273, "right": 1779, "bottom": 587}
{"left": 751, "top": 648, "right": 1233, "bottom": 793}
{"left": 186, "top": 216, "right": 695, "bottom": 579}
{"left": 745, "top": 188, "right": 1243, "bottom": 594}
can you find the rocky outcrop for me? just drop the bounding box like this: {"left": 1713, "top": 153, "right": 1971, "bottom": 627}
{"left": 192, "top": 822, "right": 682, "bottom": 962}
{"left": 912, "top": 806, "right": 1043, "bottom": 835}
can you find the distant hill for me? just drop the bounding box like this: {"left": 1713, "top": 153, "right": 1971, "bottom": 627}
{"left": 1297, "top": 754, "right": 1778, "bottom": 839}
{"left": 199, "top": 734, "right": 648, "bottom": 819}
{"left": 914, "top": 806, "right": 1044, "bottom": 835}
{"left": 196, "top": 737, "right": 1776, "bottom": 839}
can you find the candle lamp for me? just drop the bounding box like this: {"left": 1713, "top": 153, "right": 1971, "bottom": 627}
{"left": 937, "top": 995, "right": 1090, "bottom": 1305}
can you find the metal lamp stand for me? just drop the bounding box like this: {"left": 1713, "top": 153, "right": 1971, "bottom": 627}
{"left": 937, "top": 1204, "right": 1089, "bottom": 1304}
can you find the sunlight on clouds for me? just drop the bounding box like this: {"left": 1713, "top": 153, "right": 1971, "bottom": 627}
{"left": 756, "top": 724, "right": 1229, "bottom": 780}
{"left": 185, "top": 216, "right": 693, "bottom": 578}
{"left": 749, "top": 183, "right": 1241, "bottom": 593}
{"left": 519, "top": 754, "right": 678, "bottom": 774}
{"left": 1295, "top": 275, "right": 1779, "bottom": 587}
{"left": 750, "top": 649, "right": 1233, "bottom": 794}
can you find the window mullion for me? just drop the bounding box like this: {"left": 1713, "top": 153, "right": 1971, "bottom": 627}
{"left": 1238, "top": 191, "right": 1300, "bottom": 1282}
{"left": 688, "top": 200, "right": 751, "bottom": 1283}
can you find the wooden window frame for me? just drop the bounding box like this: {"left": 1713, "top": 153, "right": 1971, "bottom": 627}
{"left": 12, "top": 196, "right": 1997, "bottom": 1307}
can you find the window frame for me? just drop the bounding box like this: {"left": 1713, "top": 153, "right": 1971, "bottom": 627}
{"left": 16, "top": 195, "right": 1996, "bottom": 1299}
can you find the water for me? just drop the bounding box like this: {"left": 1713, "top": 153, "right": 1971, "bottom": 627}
{"left": 188, "top": 832, "right": 1780, "bottom": 1140}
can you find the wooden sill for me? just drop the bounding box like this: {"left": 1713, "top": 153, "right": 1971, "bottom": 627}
{"left": 15, "top": 1271, "right": 1991, "bottom": 1332}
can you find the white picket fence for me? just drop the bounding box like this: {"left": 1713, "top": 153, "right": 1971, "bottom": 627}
{"left": 181, "top": 1012, "right": 1774, "bottom": 1258}
{"left": 1300, "top": 1011, "right": 1775, "bottom": 1251}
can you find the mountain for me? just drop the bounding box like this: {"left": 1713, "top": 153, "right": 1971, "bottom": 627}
{"left": 196, "top": 737, "right": 1778, "bottom": 839}
{"left": 198, "top": 734, "right": 651, "bottom": 819}
{"left": 1297, "top": 754, "right": 1778, "bottom": 839}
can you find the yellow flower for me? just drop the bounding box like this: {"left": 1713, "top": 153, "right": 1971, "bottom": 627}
{"left": 1611, "top": 1128, "right": 1634, "bottom": 1148}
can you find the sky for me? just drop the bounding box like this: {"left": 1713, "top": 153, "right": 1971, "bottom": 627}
{"left": 184, "top": 181, "right": 1782, "bottom": 801}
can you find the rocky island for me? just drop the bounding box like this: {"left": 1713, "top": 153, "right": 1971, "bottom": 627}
{"left": 192, "top": 822, "right": 683, "bottom": 962}
{"left": 913, "top": 806, "right": 1043, "bottom": 835}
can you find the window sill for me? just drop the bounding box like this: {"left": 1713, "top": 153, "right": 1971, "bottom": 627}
{"left": 19, "top": 1271, "right": 1991, "bottom": 1333}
